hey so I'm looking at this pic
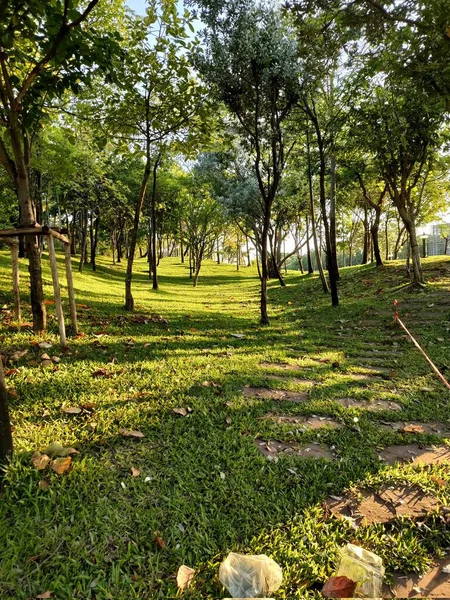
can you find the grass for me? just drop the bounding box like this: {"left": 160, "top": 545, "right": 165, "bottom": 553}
{"left": 0, "top": 251, "right": 449, "bottom": 599}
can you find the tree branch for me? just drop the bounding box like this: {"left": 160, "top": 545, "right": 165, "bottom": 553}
{"left": 16, "top": 0, "right": 102, "bottom": 107}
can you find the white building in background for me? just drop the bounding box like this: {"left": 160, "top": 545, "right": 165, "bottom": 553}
{"left": 427, "top": 224, "right": 450, "bottom": 256}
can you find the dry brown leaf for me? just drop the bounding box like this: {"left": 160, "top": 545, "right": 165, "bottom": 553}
{"left": 81, "top": 402, "right": 97, "bottom": 410}
{"left": 92, "top": 368, "right": 111, "bottom": 378}
{"left": 131, "top": 467, "right": 142, "bottom": 477}
{"left": 402, "top": 424, "right": 425, "bottom": 434}
{"left": 41, "top": 360, "right": 53, "bottom": 367}
{"left": 322, "top": 576, "right": 357, "bottom": 598}
{"left": 5, "top": 368, "right": 20, "bottom": 376}
{"left": 176, "top": 565, "right": 196, "bottom": 591}
{"left": 61, "top": 406, "right": 82, "bottom": 415}
{"left": 153, "top": 531, "right": 167, "bottom": 549}
{"left": 119, "top": 429, "right": 145, "bottom": 438}
{"left": 172, "top": 407, "right": 188, "bottom": 417}
{"left": 51, "top": 457, "right": 72, "bottom": 475}
{"left": 38, "top": 480, "right": 50, "bottom": 490}
{"left": 7, "top": 388, "right": 18, "bottom": 398}
{"left": 40, "top": 353, "right": 51, "bottom": 361}
{"left": 31, "top": 452, "right": 50, "bottom": 471}
{"left": 36, "top": 591, "right": 52, "bottom": 599}
{"left": 431, "top": 475, "right": 446, "bottom": 487}
{"left": 51, "top": 356, "right": 61, "bottom": 364}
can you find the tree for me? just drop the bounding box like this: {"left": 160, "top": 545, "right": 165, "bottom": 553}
{"left": 0, "top": 0, "right": 123, "bottom": 331}
{"left": 195, "top": 1, "right": 300, "bottom": 323}
{"left": 101, "top": 1, "right": 209, "bottom": 310}
{"left": 353, "top": 79, "right": 444, "bottom": 284}
{"left": 182, "top": 170, "right": 224, "bottom": 286}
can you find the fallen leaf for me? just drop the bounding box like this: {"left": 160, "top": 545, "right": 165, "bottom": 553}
{"left": 38, "top": 480, "right": 50, "bottom": 490}
{"left": 230, "top": 333, "right": 245, "bottom": 339}
{"left": 119, "top": 429, "right": 145, "bottom": 438}
{"left": 442, "top": 564, "right": 450, "bottom": 574}
{"left": 36, "top": 591, "right": 52, "bottom": 599}
{"left": 10, "top": 349, "right": 28, "bottom": 361}
{"left": 7, "top": 387, "right": 18, "bottom": 398}
{"left": 5, "top": 368, "right": 20, "bottom": 376}
{"left": 81, "top": 402, "right": 97, "bottom": 410}
{"left": 431, "top": 476, "right": 446, "bottom": 487}
{"left": 92, "top": 368, "right": 112, "bottom": 378}
{"left": 322, "top": 575, "right": 357, "bottom": 598}
{"left": 51, "top": 356, "right": 61, "bottom": 364}
{"left": 31, "top": 452, "right": 50, "bottom": 471}
{"left": 402, "top": 424, "right": 425, "bottom": 434}
{"left": 153, "top": 531, "right": 167, "bottom": 549}
{"left": 44, "top": 299, "right": 55, "bottom": 306}
{"left": 61, "top": 406, "right": 82, "bottom": 415}
{"left": 173, "top": 407, "right": 188, "bottom": 416}
{"left": 131, "top": 467, "right": 141, "bottom": 477}
{"left": 44, "top": 442, "right": 78, "bottom": 457}
{"left": 41, "top": 360, "right": 53, "bottom": 367}
{"left": 39, "top": 342, "right": 53, "bottom": 349}
{"left": 177, "top": 565, "right": 196, "bottom": 591}
{"left": 225, "top": 417, "right": 232, "bottom": 424}
{"left": 51, "top": 457, "right": 72, "bottom": 475}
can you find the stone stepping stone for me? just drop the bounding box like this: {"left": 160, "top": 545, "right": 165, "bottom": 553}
{"left": 243, "top": 387, "right": 309, "bottom": 403}
{"left": 335, "top": 397, "right": 401, "bottom": 412}
{"left": 347, "top": 356, "right": 395, "bottom": 366}
{"left": 264, "top": 374, "right": 316, "bottom": 387}
{"left": 351, "top": 365, "right": 394, "bottom": 377}
{"left": 378, "top": 443, "right": 450, "bottom": 465}
{"left": 379, "top": 422, "right": 450, "bottom": 436}
{"left": 383, "top": 557, "right": 450, "bottom": 598}
{"left": 261, "top": 413, "right": 343, "bottom": 430}
{"left": 255, "top": 439, "right": 334, "bottom": 460}
{"left": 346, "top": 373, "right": 384, "bottom": 383}
{"left": 326, "top": 485, "right": 440, "bottom": 526}
{"left": 260, "top": 361, "right": 301, "bottom": 371}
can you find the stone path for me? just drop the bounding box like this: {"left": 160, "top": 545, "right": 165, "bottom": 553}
{"left": 384, "top": 557, "right": 450, "bottom": 598}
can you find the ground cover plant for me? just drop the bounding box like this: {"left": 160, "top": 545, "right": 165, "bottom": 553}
{"left": 0, "top": 252, "right": 449, "bottom": 599}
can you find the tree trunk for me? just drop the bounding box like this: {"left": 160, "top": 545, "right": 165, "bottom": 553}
{"left": 246, "top": 235, "right": 251, "bottom": 267}
{"left": 385, "top": 217, "right": 389, "bottom": 260}
{"left": 362, "top": 205, "right": 369, "bottom": 264}
{"left": 78, "top": 209, "right": 89, "bottom": 273}
{"left": 307, "top": 129, "right": 329, "bottom": 295}
{"left": 16, "top": 177, "right": 47, "bottom": 331}
{"left": 260, "top": 216, "right": 270, "bottom": 325}
{"left": 150, "top": 156, "right": 160, "bottom": 291}
{"left": 306, "top": 216, "right": 314, "bottom": 274}
{"left": 371, "top": 208, "right": 383, "bottom": 267}
{"left": 236, "top": 233, "right": 240, "bottom": 271}
{"left": 329, "top": 152, "right": 340, "bottom": 281}
{"left": 125, "top": 158, "right": 152, "bottom": 311}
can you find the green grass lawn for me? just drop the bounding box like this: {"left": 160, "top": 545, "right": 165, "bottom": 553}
{"left": 0, "top": 251, "right": 449, "bottom": 599}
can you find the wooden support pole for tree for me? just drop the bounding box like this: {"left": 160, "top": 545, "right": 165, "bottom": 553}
{"left": 64, "top": 243, "right": 78, "bottom": 335}
{"left": 10, "top": 241, "right": 20, "bottom": 324}
{"left": 47, "top": 235, "right": 66, "bottom": 346}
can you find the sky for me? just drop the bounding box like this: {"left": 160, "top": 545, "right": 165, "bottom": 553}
{"left": 126, "top": 0, "right": 147, "bottom": 14}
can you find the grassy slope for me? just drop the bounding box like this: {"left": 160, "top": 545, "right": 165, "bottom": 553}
{"left": 0, "top": 251, "right": 449, "bottom": 599}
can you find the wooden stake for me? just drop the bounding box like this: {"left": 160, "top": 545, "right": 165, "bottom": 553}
{"left": 64, "top": 243, "right": 78, "bottom": 334}
{"left": 10, "top": 242, "right": 20, "bottom": 324}
{"left": 395, "top": 314, "right": 450, "bottom": 390}
{"left": 47, "top": 235, "right": 66, "bottom": 346}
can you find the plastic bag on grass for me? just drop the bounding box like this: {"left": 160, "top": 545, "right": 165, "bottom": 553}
{"left": 219, "top": 552, "right": 282, "bottom": 598}
{"left": 334, "top": 543, "right": 384, "bottom": 598}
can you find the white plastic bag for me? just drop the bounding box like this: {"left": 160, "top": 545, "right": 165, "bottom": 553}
{"left": 335, "top": 543, "right": 384, "bottom": 597}
{"left": 219, "top": 552, "right": 282, "bottom": 598}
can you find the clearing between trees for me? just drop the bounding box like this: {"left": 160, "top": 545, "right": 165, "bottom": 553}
{"left": 0, "top": 253, "right": 449, "bottom": 599}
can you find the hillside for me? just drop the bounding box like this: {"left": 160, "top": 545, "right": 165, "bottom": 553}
{"left": 0, "top": 253, "right": 449, "bottom": 599}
